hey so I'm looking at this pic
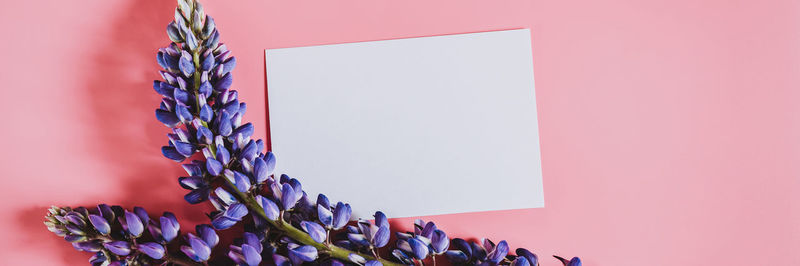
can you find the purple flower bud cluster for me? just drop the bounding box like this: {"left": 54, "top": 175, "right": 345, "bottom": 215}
{"left": 45, "top": 0, "right": 581, "bottom": 265}
{"left": 44, "top": 205, "right": 210, "bottom": 265}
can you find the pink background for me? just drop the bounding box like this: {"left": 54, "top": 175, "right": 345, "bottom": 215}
{"left": 2, "top": 0, "right": 799, "bottom": 265}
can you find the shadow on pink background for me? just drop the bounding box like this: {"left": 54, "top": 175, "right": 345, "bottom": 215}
{"left": 1, "top": 0, "right": 799, "bottom": 265}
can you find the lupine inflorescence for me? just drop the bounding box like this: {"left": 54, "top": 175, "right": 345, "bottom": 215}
{"left": 45, "top": 1, "right": 582, "bottom": 265}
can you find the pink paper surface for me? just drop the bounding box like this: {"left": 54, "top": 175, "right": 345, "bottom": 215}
{"left": 1, "top": 0, "right": 799, "bottom": 265}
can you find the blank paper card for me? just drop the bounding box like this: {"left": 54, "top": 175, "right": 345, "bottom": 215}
{"left": 265, "top": 29, "right": 543, "bottom": 218}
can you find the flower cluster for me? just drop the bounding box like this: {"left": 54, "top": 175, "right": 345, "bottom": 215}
{"left": 45, "top": 0, "right": 582, "bottom": 265}
{"left": 44, "top": 205, "right": 209, "bottom": 265}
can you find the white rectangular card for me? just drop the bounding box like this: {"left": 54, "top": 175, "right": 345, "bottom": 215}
{"left": 265, "top": 29, "right": 543, "bottom": 218}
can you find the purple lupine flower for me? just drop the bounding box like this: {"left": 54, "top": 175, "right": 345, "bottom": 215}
{"left": 89, "top": 252, "right": 107, "bottom": 266}
{"left": 181, "top": 225, "right": 219, "bottom": 263}
{"left": 255, "top": 194, "right": 280, "bottom": 220}
{"left": 212, "top": 202, "right": 248, "bottom": 229}
{"left": 431, "top": 229, "right": 449, "bottom": 254}
{"left": 273, "top": 254, "right": 291, "bottom": 266}
{"left": 136, "top": 242, "right": 165, "bottom": 259}
{"left": 300, "top": 221, "right": 327, "bottom": 243}
{"left": 407, "top": 237, "right": 429, "bottom": 260}
{"left": 512, "top": 256, "right": 531, "bottom": 266}
{"left": 280, "top": 182, "right": 299, "bottom": 210}
{"left": 160, "top": 212, "right": 180, "bottom": 242}
{"left": 554, "top": 256, "right": 582, "bottom": 266}
{"left": 332, "top": 202, "right": 351, "bottom": 230}
{"left": 228, "top": 232, "right": 263, "bottom": 266}
{"left": 516, "top": 248, "right": 539, "bottom": 266}
{"left": 445, "top": 238, "right": 474, "bottom": 263}
{"left": 104, "top": 241, "right": 131, "bottom": 256}
{"left": 486, "top": 239, "right": 509, "bottom": 264}
{"left": 87, "top": 215, "right": 110, "bottom": 235}
{"left": 348, "top": 253, "right": 366, "bottom": 264}
{"left": 288, "top": 243, "right": 318, "bottom": 264}
{"left": 122, "top": 210, "right": 144, "bottom": 237}
{"left": 349, "top": 211, "right": 390, "bottom": 249}
{"left": 197, "top": 224, "right": 219, "bottom": 248}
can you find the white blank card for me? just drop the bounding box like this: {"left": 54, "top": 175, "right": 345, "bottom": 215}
{"left": 265, "top": 29, "right": 543, "bottom": 218}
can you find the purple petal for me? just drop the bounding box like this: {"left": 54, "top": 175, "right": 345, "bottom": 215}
{"left": 160, "top": 213, "right": 180, "bottom": 242}
{"left": 155, "top": 109, "right": 180, "bottom": 127}
{"left": 124, "top": 211, "right": 144, "bottom": 237}
{"left": 175, "top": 104, "right": 192, "bottom": 123}
{"left": 257, "top": 195, "right": 280, "bottom": 221}
{"left": 332, "top": 202, "right": 351, "bottom": 230}
{"left": 223, "top": 99, "right": 240, "bottom": 118}
{"left": 197, "top": 224, "right": 219, "bottom": 248}
{"left": 225, "top": 203, "right": 248, "bottom": 220}
{"left": 162, "top": 146, "right": 185, "bottom": 161}
{"left": 471, "top": 241, "right": 487, "bottom": 260}
{"left": 511, "top": 257, "right": 531, "bottom": 266}
{"left": 241, "top": 140, "right": 258, "bottom": 162}
{"left": 198, "top": 81, "right": 213, "bottom": 100}
{"left": 179, "top": 51, "right": 194, "bottom": 77}
{"left": 281, "top": 183, "right": 298, "bottom": 210}
{"left": 487, "top": 240, "right": 509, "bottom": 264}
{"left": 196, "top": 126, "right": 213, "bottom": 144}
{"left": 372, "top": 225, "right": 390, "bottom": 248}
{"left": 516, "top": 248, "right": 539, "bottom": 266}
{"left": 273, "top": 254, "right": 291, "bottom": 266}
{"left": 243, "top": 232, "right": 262, "bottom": 252}
{"left": 190, "top": 237, "right": 211, "bottom": 261}
{"left": 347, "top": 233, "right": 370, "bottom": 247}
{"left": 215, "top": 187, "right": 237, "bottom": 205}
{"left": 234, "top": 171, "right": 251, "bottom": 192}
{"left": 316, "top": 194, "right": 330, "bottom": 210}
{"left": 223, "top": 57, "right": 237, "bottom": 74}
{"left": 300, "top": 221, "right": 327, "bottom": 243}
{"left": 317, "top": 205, "right": 333, "bottom": 227}
{"left": 421, "top": 222, "right": 437, "bottom": 239}
{"left": 178, "top": 176, "right": 205, "bottom": 190}
{"left": 133, "top": 207, "right": 149, "bottom": 226}
{"left": 445, "top": 250, "right": 469, "bottom": 262}
{"left": 206, "top": 158, "right": 223, "bottom": 176}
{"left": 211, "top": 216, "right": 238, "bottom": 230}
{"left": 88, "top": 215, "right": 110, "bottom": 235}
{"left": 242, "top": 244, "right": 261, "bottom": 266}
{"left": 217, "top": 110, "right": 233, "bottom": 136}
{"left": 184, "top": 188, "right": 210, "bottom": 204}
{"left": 374, "top": 211, "right": 388, "bottom": 229}
{"left": 253, "top": 157, "right": 269, "bottom": 183}
{"left": 182, "top": 162, "right": 204, "bottom": 176}
{"left": 215, "top": 73, "right": 233, "bottom": 91}
{"left": 232, "top": 123, "right": 254, "bottom": 139}
{"left": 348, "top": 253, "right": 366, "bottom": 264}
{"left": 216, "top": 145, "right": 230, "bottom": 164}
{"left": 408, "top": 238, "right": 429, "bottom": 260}
{"left": 201, "top": 51, "right": 214, "bottom": 71}
{"left": 431, "top": 229, "right": 449, "bottom": 254}
{"left": 103, "top": 241, "right": 131, "bottom": 256}
{"left": 289, "top": 245, "right": 318, "bottom": 262}
{"left": 137, "top": 242, "right": 165, "bottom": 259}
{"left": 166, "top": 21, "right": 183, "bottom": 42}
